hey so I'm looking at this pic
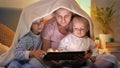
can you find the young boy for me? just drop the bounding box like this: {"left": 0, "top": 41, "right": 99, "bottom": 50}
{"left": 58, "top": 15, "right": 99, "bottom": 68}
{"left": 8, "top": 19, "right": 47, "bottom": 68}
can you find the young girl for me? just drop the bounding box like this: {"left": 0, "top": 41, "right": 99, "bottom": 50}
{"left": 8, "top": 19, "right": 47, "bottom": 68}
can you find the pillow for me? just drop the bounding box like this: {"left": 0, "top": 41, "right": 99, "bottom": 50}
{"left": 0, "top": 23, "right": 15, "bottom": 47}
{"left": 0, "top": 43, "right": 9, "bottom": 55}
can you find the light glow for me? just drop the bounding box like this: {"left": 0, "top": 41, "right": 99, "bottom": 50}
{"left": 76, "top": 0, "right": 91, "bottom": 16}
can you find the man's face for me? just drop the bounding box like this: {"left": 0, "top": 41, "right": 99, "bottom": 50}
{"left": 54, "top": 8, "right": 72, "bottom": 27}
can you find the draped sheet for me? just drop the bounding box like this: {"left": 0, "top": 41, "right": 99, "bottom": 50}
{"left": 0, "top": 0, "right": 94, "bottom": 67}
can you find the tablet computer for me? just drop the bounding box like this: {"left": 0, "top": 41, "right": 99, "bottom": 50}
{"left": 43, "top": 51, "right": 85, "bottom": 61}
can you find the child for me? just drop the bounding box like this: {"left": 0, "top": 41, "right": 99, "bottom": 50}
{"left": 58, "top": 15, "right": 99, "bottom": 68}
{"left": 8, "top": 19, "right": 47, "bottom": 68}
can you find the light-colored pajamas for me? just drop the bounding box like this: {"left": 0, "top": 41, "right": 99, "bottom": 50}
{"left": 8, "top": 32, "right": 47, "bottom": 68}
{"left": 58, "top": 33, "right": 98, "bottom": 57}
{"left": 58, "top": 33, "right": 99, "bottom": 68}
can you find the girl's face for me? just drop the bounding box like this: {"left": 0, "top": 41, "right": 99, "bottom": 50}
{"left": 73, "top": 18, "right": 89, "bottom": 38}
{"left": 31, "top": 21, "right": 44, "bottom": 35}
{"left": 54, "top": 8, "right": 72, "bottom": 27}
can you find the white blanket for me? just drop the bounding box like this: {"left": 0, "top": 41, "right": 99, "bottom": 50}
{"left": 0, "top": 0, "right": 94, "bottom": 66}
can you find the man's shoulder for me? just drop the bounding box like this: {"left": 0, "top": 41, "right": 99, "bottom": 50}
{"left": 45, "top": 21, "right": 56, "bottom": 27}
{"left": 43, "top": 21, "right": 57, "bottom": 33}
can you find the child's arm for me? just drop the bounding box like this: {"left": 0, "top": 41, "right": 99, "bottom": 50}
{"left": 90, "top": 39, "right": 99, "bottom": 56}
{"left": 89, "top": 39, "right": 99, "bottom": 62}
{"left": 84, "top": 50, "right": 96, "bottom": 62}
{"left": 14, "top": 36, "right": 46, "bottom": 61}
{"left": 14, "top": 37, "right": 30, "bottom": 60}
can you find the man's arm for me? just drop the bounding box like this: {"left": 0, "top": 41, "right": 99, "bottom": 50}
{"left": 42, "top": 39, "right": 51, "bottom": 51}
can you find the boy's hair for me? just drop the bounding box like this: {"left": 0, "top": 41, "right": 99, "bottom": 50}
{"left": 72, "top": 14, "right": 90, "bottom": 37}
{"left": 72, "top": 14, "right": 89, "bottom": 27}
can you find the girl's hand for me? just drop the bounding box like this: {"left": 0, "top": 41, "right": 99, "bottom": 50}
{"left": 29, "top": 50, "right": 46, "bottom": 61}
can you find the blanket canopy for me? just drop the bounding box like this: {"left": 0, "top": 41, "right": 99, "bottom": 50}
{"left": 0, "top": 0, "right": 94, "bottom": 66}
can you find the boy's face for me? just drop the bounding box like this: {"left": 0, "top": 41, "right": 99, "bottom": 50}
{"left": 54, "top": 8, "right": 72, "bottom": 27}
{"left": 73, "top": 18, "right": 88, "bottom": 38}
{"left": 31, "top": 21, "right": 44, "bottom": 35}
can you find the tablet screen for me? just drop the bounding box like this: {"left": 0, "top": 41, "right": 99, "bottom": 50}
{"left": 43, "top": 51, "right": 85, "bottom": 61}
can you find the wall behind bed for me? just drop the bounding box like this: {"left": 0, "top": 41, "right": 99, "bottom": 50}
{"left": 0, "top": 8, "right": 22, "bottom": 31}
{"left": 91, "top": 0, "right": 120, "bottom": 42}
{"left": 0, "top": 0, "right": 39, "bottom": 31}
